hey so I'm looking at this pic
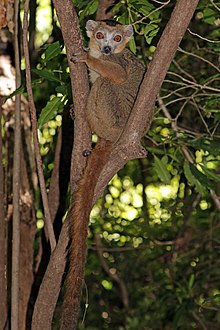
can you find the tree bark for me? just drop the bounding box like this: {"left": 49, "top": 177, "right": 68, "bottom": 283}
{"left": 11, "top": 0, "right": 21, "bottom": 327}
{"left": 0, "top": 98, "right": 7, "bottom": 329}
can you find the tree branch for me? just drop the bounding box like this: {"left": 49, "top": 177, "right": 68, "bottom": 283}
{"left": 52, "top": 0, "right": 91, "bottom": 193}
{"left": 23, "top": 0, "right": 56, "bottom": 252}
{"left": 11, "top": 0, "right": 21, "bottom": 327}
{"left": 0, "top": 97, "right": 7, "bottom": 329}
{"left": 31, "top": 218, "right": 70, "bottom": 330}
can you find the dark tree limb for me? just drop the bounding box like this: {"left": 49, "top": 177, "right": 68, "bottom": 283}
{"left": 48, "top": 128, "right": 62, "bottom": 223}
{"left": 0, "top": 98, "right": 7, "bottom": 329}
{"left": 23, "top": 0, "right": 56, "bottom": 252}
{"left": 31, "top": 218, "right": 70, "bottom": 330}
{"left": 11, "top": 0, "right": 21, "bottom": 327}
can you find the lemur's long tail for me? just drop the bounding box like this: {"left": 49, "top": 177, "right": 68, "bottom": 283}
{"left": 61, "top": 140, "right": 112, "bottom": 330}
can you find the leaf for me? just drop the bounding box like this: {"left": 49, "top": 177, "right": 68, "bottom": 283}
{"left": 38, "top": 96, "right": 64, "bottom": 128}
{"left": 154, "top": 155, "right": 171, "bottom": 184}
{"left": 203, "top": 8, "right": 216, "bottom": 25}
{"left": 190, "top": 164, "right": 214, "bottom": 190}
{"left": 201, "top": 166, "right": 220, "bottom": 183}
{"left": 7, "top": 85, "right": 25, "bottom": 98}
{"left": 44, "top": 41, "right": 62, "bottom": 62}
{"left": 188, "top": 274, "right": 195, "bottom": 291}
{"left": 129, "top": 37, "right": 136, "bottom": 54}
{"left": 32, "top": 69, "right": 62, "bottom": 83}
{"left": 183, "top": 162, "right": 206, "bottom": 195}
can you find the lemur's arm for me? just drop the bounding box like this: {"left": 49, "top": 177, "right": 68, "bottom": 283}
{"left": 72, "top": 52, "right": 127, "bottom": 84}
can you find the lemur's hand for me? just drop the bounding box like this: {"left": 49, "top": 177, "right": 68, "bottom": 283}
{"left": 71, "top": 50, "right": 88, "bottom": 64}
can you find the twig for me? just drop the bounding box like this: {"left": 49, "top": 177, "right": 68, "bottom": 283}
{"left": 187, "top": 28, "right": 220, "bottom": 43}
{"left": 172, "top": 59, "right": 196, "bottom": 82}
{"left": 0, "top": 97, "right": 7, "bottom": 328}
{"left": 191, "top": 311, "right": 208, "bottom": 330}
{"left": 210, "top": 190, "right": 220, "bottom": 212}
{"left": 178, "top": 47, "right": 220, "bottom": 73}
{"left": 133, "top": 0, "right": 170, "bottom": 26}
{"left": 167, "top": 71, "right": 220, "bottom": 93}
{"left": 157, "top": 96, "right": 194, "bottom": 163}
{"left": 210, "top": 0, "right": 220, "bottom": 11}
{"left": 11, "top": 0, "right": 21, "bottom": 328}
{"left": 23, "top": 0, "right": 56, "bottom": 252}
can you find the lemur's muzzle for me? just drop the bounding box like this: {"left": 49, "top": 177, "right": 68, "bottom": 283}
{"left": 102, "top": 46, "right": 112, "bottom": 55}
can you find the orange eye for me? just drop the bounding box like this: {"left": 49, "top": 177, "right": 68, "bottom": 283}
{"left": 114, "top": 35, "right": 122, "bottom": 42}
{"left": 96, "top": 32, "right": 104, "bottom": 39}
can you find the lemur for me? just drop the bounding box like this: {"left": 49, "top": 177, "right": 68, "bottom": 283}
{"left": 61, "top": 19, "right": 145, "bottom": 329}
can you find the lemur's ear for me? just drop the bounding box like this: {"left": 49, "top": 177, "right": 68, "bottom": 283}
{"left": 123, "top": 25, "right": 133, "bottom": 41}
{"left": 86, "top": 20, "right": 98, "bottom": 37}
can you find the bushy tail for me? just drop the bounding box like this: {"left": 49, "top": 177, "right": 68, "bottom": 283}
{"left": 61, "top": 140, "right": 112, "bottom": 330}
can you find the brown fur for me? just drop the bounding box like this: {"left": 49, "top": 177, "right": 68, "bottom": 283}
{"left": 61, "top": 141, "right": 112, "bottom": 329}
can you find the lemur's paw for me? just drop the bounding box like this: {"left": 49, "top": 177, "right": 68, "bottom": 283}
{"left": 71, "top": 51, "right": 87, "bottom": 63}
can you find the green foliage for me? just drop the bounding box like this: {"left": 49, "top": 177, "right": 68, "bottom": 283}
{"left": 38, "top": 96, "right": 65, "bottom": 128}
{"left": 31, "top": 41, "right": 70, "bottom": 128}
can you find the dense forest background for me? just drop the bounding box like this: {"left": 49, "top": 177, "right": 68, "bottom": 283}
{"left": 0, "top": 0, "right": 220, "bottom": 329}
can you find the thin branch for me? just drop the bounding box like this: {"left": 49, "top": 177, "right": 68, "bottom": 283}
{"left": 191, "top": 311, "right": 208, "bottom": 330}
{"left": 187, "top": 28, "right": 220, "bottom": 43}
{"left": 48, "top": 128, "right": 62, "bottom": 223}
{"left": 210, "top": 190, "right": 220, "bottom": 212}
{"left": 172, "top": 59, "right": 197, "bottom": 82}
{"left": 157, "top": 96, "right": 194, "bottom": 163}
{"left": 210, "top": 0, "right": 220, "bottom": 11}
{"left": 167, "top": 71, "right": 220, "bottom": 92}
{"left": 11, "top": 0, "right": 21, "bottom": 328}
{"left": 0, "top": 97, "right": 7, "bottom": 328}
{"left": 23, "top": 0, "right": 56, "bottom": 251}
{"left": 133, "top": 0, "right": 170, "bottom": 26}
{"left": 178, "top": 47, "right": 220, "bottom": 73}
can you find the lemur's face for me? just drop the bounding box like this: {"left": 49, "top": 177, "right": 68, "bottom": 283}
{"left": 86, "top": 20, "right": 133, "bottom": 56}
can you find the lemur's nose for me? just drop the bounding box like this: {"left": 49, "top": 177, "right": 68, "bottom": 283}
{"left": 103, "top": 46, "right": 112, "bottom": 55}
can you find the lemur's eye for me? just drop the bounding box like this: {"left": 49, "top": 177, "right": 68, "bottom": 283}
{"left": 114, "top": 35, "right": 122, "bottom": 42}
{"left": 96, "top": 32, "right": 104, "bottom": 39}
